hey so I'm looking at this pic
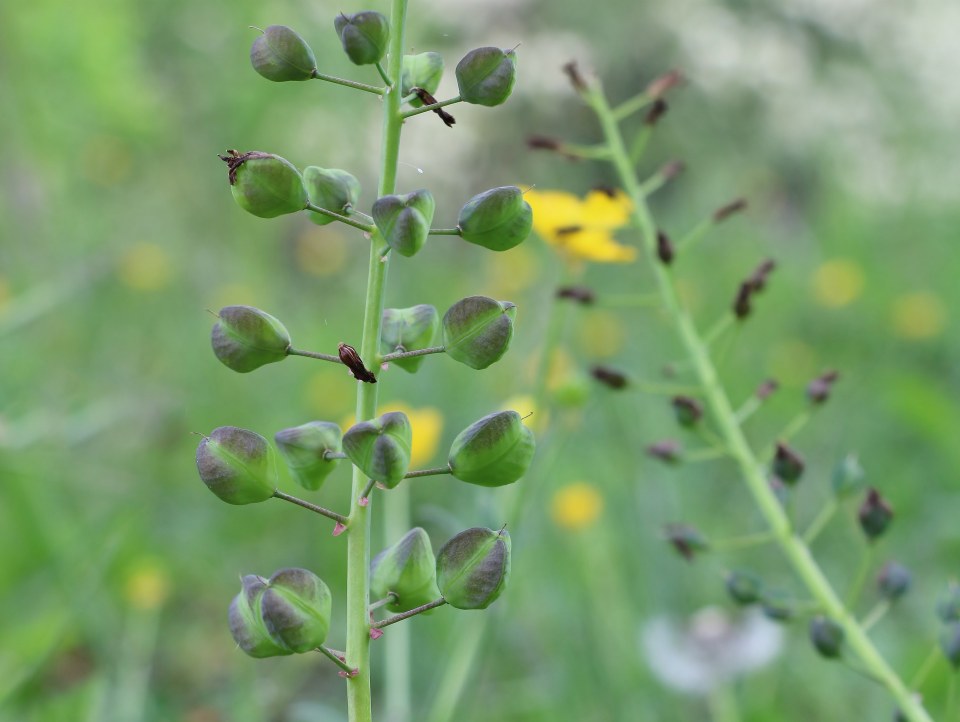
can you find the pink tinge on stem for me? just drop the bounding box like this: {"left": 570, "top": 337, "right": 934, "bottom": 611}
{"left": 369, "top": 628, "right": 384, "bottom": 640}
{"left": 338, "top": 668, "right": 359, "bottom": 678}
{"left": 359, "top": 496, "right": 370, "bottom": 507}
{"left": 333, "top": 522, "right": 347, "bottom": 536}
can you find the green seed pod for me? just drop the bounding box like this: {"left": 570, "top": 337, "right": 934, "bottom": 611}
{"left": 448, "top": 411, "right": 535, "bottom": 487}
{"left": 229, "top": 575, "right": 291, "bottom": 658}
{"left": 809, "top": 616, "right": 845, "bottom": 659}
{"left": 211, "top": 305, "right": 291, "bottom": 373}
{"left": 371, "top": 527, "right": 440, "bottom": 613}
{"left": 456, "top": 47, "right": 517, "bottom": 107}
{"left": 457, "top": 186, "right": 532, "bottom": 252}
{"left": 442, "top": 296, "right": 515, "bottom": 369}
{"left": 334, "top": 11, "right": 389, "bottom": 66}
{"left": 942, "top": 623, "right": 960, "bottom": 669}
{"left": 259, "top": 568, "right": 332, "bottom": 653}
{"left": 219, "top": 150, "right": 307, "bottom": 219}
{"left": 303, "top": 167, "right": 361, "bottom": 226}
{"left": 372, "top": 190, "right": 436, "bottom": 257}
{"left": 671, "top": 396, "right": 703, "bottom": 428}
{"left": 773, "top": 442, "right": 805, "bottom": 485}
{"left": 342, "top": 412, "right": 412, "bottom": 488}
{"left": 831, "top": 453, "right": 865, "bottom": 497}
{"left": 274, "top": 421, "right": 342, "bottom": 491}
{"left": 249, "top": 25, "right": 317, "bottom": 82}
{"left": 196, "top": 426, "right": 277, "bottom": 505}
{"left": 725, "top": 570, "right": 762, "bottom": 606}
{"left": 401, "top": 52, "right": 444, "bottom": 107}
{"left": 859, "top": 487, "right": 894, "bottom": 540}
{"left": 760, "top": 589, "right": 794, "bottom": 622}
{"left": 877, "top": 562, "right": 912, "bottom": 601}
{"left": 664, "top": 523, "right": 709, "bottom": 561}
{"left": 380, "top": 305, "right": 440, "bottom": 373}
{"left": 938, "top": 582, "right": 960, "bottom": 622}
{"left": 436, "top": 527, "right": 511, "bottom": 610}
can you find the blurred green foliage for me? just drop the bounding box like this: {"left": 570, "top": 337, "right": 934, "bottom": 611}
{"left": 1, "top": 0, "right": 957, "bottom": 720}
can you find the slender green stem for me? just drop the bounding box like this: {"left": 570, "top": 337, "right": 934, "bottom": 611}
{"left": 272, "top": 491, "right": 348, "bottom": 525}
{"left": 846, "top": 545, "right": 876, "bottom": 609}
{"left": 428, "top": 228, "right": 462, "bottom": 236}
{"left": 628, "top": 126, "right": 653, "bottom": 166}
{"left": 803, "top": 498, "right": 838, "bottom": 545}
{"left": 711, "top": 531, "right": 776, "bottom": 551}
{"left": 684, "top": 446, "right": 729, "bottom": 463}
{"left": 910, "top": 643, "right": 941, "bottom": 689}
{"left": 369, "top": 593, "right": 398, "bottom": 612}
{"left": 403, "top": 466, "right": 452, "bottom": 479}
{"left": 861, "top": 600, "right": 891, "bottom": 632}
{"left": 317, "top": 645, "right": 358, "bottom": 676}
{"left": 372, "top": 598, "right": 447, "bottom": 629}
{"left": 305, "top": 203, "right": 376, "bottom": 233}
{"left": 703, "top": 314, "right": 735, "bottom": 346}
{"left": 345, "top": 4, "right": 407, "bottom": 721}
{"left": 401, "top": 95, "right": 462, "bottom": 119}
{"left": 287, "top": 347, "right": 342, "bottom": 364}
{"left": 708, "top": 684, "right": 741, "bottom": 722}
{"left": 380, "top": 346, "right": 446, "bottom": 363}
{"left": 359, "top": 477, "right": 377, "bottom": 502}
{"left": 676, "top": 218, "right": 712, "bottom": 254}
{"left": 587, "top": 81, "right": 933, "bottom": 722}
{"left": 733, "top": 395, "right": 763, "bottom": 425}
{"left": 612, "top": 91, "right": 653, "bottom": 121}
{"left": 375, "top": 62, "right": 393, "bottom": 86}
{"left": 311, "top": 70, "right": 385, "bottom": 96}
{"left": 598, "top": 292, "right": 660, "bottom": 309}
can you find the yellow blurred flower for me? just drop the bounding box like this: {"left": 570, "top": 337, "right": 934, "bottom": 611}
{"left": 891, "top": 292, "right": 947, "bottom": 340}
{"left": 812, "top": 259, "right": 865, "bottom": 308}
{"left": 551, "top": 482, "right": 603, "bottom": 531}
{"left": 526, "top": 189, "right": 637, "bottom": 263}
{"left": 484, "top": 243, "right": 539, "bottom": 296}
{"left": 117, "top": 242, "right": 173, "bottom": 291}
{"left": 306, "top": 368, "right": 355, "bottom": 418}
{"left": 295, "top": 226, "right": 348, "bottom": 277}
{"left": 124, "top": 560, "right": 172, "bottom": 611}
{"left": 343, "top": 403, "right": 443, "bottom": 468}
{"left": 500, "top": 394, "right": 546, "bottom": 434}
{"left": 576, "top": 309, "right": 625, "bottom": 358}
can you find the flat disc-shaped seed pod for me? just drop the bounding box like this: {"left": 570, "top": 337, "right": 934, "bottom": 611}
{"left": 196, "top": 426, "right": 278, "bottom": 505}
{"left": 448, "top": 410, "right": 535, "bottom": 487}
{"left": 260, "top": 568, "right": 332, "bottom": 653}
{"left": 456, "top": 47, "right": 517, "bottom": 106}
{"left": 436, "top": 527, "right": 511, "bottom": 610}
{"left": 342, "top": 411, "right": 412, "bottom": 488}
{"left": 380, "top": 305, "right": 440, "bottom": 373}
{"left": 303, "top": 167, "right": 361, "bottom": 226}
{"left": 250, "top": 25, "right": 317, "bottom": 82}
{"left": 274, "top": 421, "right": 342, "bottom": 491}
{"left": 457, "top": 186, "right": 532, "bottom": 251}
{"left": 400, "top": 52, "right": 444, "bottom": 107}
{"left": 211, "top": 305, "right": 291, "bottom": 373}
{"left": 372, "top": 190, "right": 436, "bottom": 257}
{"left": 370, "top": 527, "right": 440, "bottom": 613}
{"left": 442, "top": 296, "right": 515, "bottom": 369}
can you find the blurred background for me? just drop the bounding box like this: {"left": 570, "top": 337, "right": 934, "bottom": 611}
{"left": 2, "top": 0, "right": 958, "bottom": 720}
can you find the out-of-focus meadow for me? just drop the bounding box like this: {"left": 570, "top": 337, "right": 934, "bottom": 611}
{"left": 2, "top": 0, "right": 958, "bottom": 720}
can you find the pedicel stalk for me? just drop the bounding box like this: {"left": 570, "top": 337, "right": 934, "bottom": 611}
{"left": 530, "top": 62, "right": 933, "bottom": 722}
{"left": 195, "top": 6, "right": 534, "bottom": 721}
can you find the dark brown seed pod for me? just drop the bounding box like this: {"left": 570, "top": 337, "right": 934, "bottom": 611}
{"left": 657, "top": 231, "right": 675, "bottom": 265}
{"left": 591, "top": 365, "right": 628, "bottom": 390}
{"left": 756, "top": 378, "right": 779, "bottom": 400}
{"left": 645, "top": 69, "right": 682, "bottom": 99}
{"left": 713, "top": 198, "right": 747, "bottom": 223}
{"left": 644, "top": 99, "right": 668, "bottom": 126}
{"left": 808, "top": 370, "right": 840, "bottom": 404}
{"left": 555, "top": 285, "right": 595, "bottom": 305}
{"left": 338, "top": 342, "right": 377, "bottom": 384}
{"left": 733, "top": 281, "right": 753, "bottom": 319}
{"left": 647, "top": 439, "right": 682, "bottom": 464}
{"left": 562, "top": 60, "right": 587, "bottom": 93}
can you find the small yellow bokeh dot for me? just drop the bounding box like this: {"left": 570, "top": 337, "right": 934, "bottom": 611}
{"left": 767, "top": 339, "right": 818, "bottom": 386}
{"left": 891, "top": 292, "right": 947, "bottom": 340}
{"left": 500, "top": 394, "right": 546, "bottom": 434}
{"left": 576, "top": 309, "right": 625, "bottom": 359}
{"left": 485, "top": 244, "right": 539, "bottom": 296}
{"left": 551, "top": 482, "right": 603, "bottom": 531}
{"left": 379, "top": 402, "right": 443, "bottom": 467}
{"left": 124, "top": 560, "right": 172, "bottom": 611}
{"left": 209, "top": 282, "right": 261, "bottom": 311}
{"left": 295, "top": 227, "right": 348, "bottom": 278}
{"left": 117, "top": 242, "right": 173, "bottom": 292}
{"left": 812, "top": 258, "right": 865, "bottom": 308}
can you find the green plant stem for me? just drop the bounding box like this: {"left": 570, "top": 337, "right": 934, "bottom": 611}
{"left": 372, "top": 598, "right": 448, "bottom": 629}
{"left": 287, "top": 347, "right": 342, "bottom": 364}
{"left": 676, "top": 218, "right": 712, "bottom": 254}
{"left": 311, "top": 70, "right": 385, "bottom": 95}
{"left": 376, "top": 62, "right": 392, "bottom": 86}
{"left": 305, "top": 203, "right": 376, "bottom": 232}
{"left": 368, "top": 594, "right": 398, "bottom": 612}
{"left": 703, "top": 314, "right": 735, "bottom": 346}
{"left": 403, "top": 466, "right": 452, "bottom": 479}
{"left": 272, "top": 490, "right": 348, "bottom": 525}
{"left": 345, "top": 3, "right": 407, "bottom": 720}
{"left": 708, "top": 684, "right": 741, "bottom": 722}
{"left": 586, "top": 81, "right": 933, "bottom": 722}
{"left": 318, "top": 645, "right": 358, "bottom": 676}
{"left": 733, "top": 395, "right": 763, "bottom": 424}
{"left": 612, "top": 91, "right": 654, "bottom": 121}
{"left": 380, "top": 346, "right": 446, "bottom": 363}
{"left": 628, "top": 126, "right": 653, "bottom": 166}
{"left": 846, "top": 545, "right": 876, "bottom": 609}
{"left": 910, "top": 644, "right": 942, "bottom": 689}
{"left": 711, "top": 531, "right": 776, "bottom": 551}
{"left": 861, "top": 600, "right": 891, "bottom": 632}
{"left": 401, "top": 95, "right": 461, "bottom": 119}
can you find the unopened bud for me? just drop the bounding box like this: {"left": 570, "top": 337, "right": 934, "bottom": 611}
{"left": 859, "top": 487, "right": 894, "bottom": 541}
{"left": 773, "top": 442, "right": 805, "bottom": 485}
{"left": 664, "top": 523, "right": 708, "bottom": 561}
{"left": 755, "top": 378, "right": 779, "bottom": 400}
{"left": 808, "top": 370, "right": 839, "bottom": 404}
{"left": 877, "top": 562, "right": 912, "bottom": 601}
{"left": 646, "top": 439, "right": 682, "bottom": 464}
{"left": 591, "top": 365, "right": 629, "bottom": 390}
{"left": 562, "top": 60, "right": 587, "bottom": 93}
{"left": 657, "top": 230, "right": 675, "bottom": 265}
{"left": 644, "top": 99, "right": 668, "bottom": 126}
{"left": 555, "top": 285, "right": 595, "bottom": 305}
{"left": 671, "top": 396, "right": 702, "bottom": 427}
{"left": 725, "top": 570, "right": 762, "bottom": 605}
{"left": 527, "top": 135, "right": 562, "bottom": 151}
{"left": 645, "top": 69, "right": 682, "bottom": 99}
{"left": 809, "top": 616, "right": 844, "bottom": 659}
{"left": 713, "top": 198, "right": 747, "bottom": 223}
{"left": 436, "top": 527, "right": 511, "bottom": 610}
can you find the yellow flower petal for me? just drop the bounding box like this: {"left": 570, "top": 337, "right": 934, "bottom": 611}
{"left": 812, "top": 259, "right": 865, "bottom": 308}
{"left": 581, "top": 189, "right": 633, "bottom": 229}
{"left": 561, "top": 229, "right": 637, "bottom": 263}
{"left": 525, "top": 189, "right": 584, "bottom": 241}
{"left": 551, "top": 482, "right": 603, "bottom": 531}
{"left": 378, "top": 402, "right": 444, "bottom": 467}
{"left": 891, "top": 292, "right": 947, "bottom": 340}
{"left": 124, "top": 559, "right": 172, "bottom": 611}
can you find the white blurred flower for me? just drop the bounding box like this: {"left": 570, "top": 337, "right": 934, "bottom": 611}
{"left": 641, "top": 607, "right": 783, "bottom": 695}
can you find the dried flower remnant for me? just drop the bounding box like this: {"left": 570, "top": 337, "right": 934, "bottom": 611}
{"left": 664, "top": 524, "right": 709, "bottom": 561}
{"left": 338, "top": 342, "right": 377, "bottom": 383}
{"left": 807, "top": 370, "right": 839, "bottom": 404}
{"left": 555, "top": 285, "right": 596, "bottom": 305}
{"left": 859, "top": 487, "right": 894, "bottom": 541}
{"left": 591, "top": 365, "right": 629, "bottom": 390}
{"left": 647, "top": 439, "right": 682, "bottom": 464}
{"left": 656, "top": 231, "right": 675, "bottom": 265}
{"left": 713, "top": 198, "right": 747, "bottom": 223}
{"left": 411, "top": 87, "right": 456, "bottom": 127}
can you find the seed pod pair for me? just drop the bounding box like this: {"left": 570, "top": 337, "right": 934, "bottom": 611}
{"left": 381, "top": 305, "right": 440, "bottom": 373}
{"left": 448, "top": 410, "right": 535, "bottom": 487}
{"left": 457, "top": 186, "right": 532, "bottom": 252}
{"left": 343, "top": 412, "right": 412, "bottom": 488}
{"left": 373, "top": 190, "right": 436, "bottom": 257}
{"left": 304, "top": 167, "right": 361, "bottom": 225}
{"left": 229, "top": 568, "right": 332, "bottom": 657}
{"left": 274, "top": 421, "right": 342, "bottom": 491}
{"left": 371, "top": 528, "right": 440, "bottom": 613}
{"left": 250, "top": 26, "right": 316, "bottom": 82}
{"left": 443, "top": 296, "right": 516, "bottom": 369}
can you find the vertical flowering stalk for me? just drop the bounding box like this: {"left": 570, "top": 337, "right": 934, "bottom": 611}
{"left": 197, "top": 5, "right": 537, "bottom": 721}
